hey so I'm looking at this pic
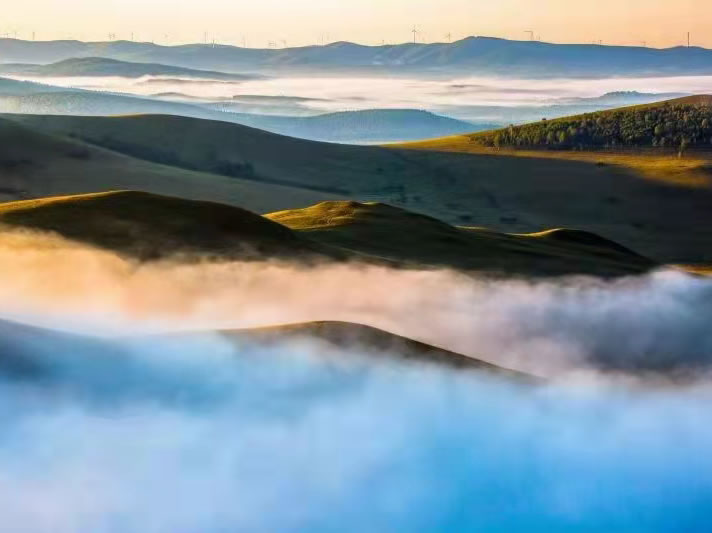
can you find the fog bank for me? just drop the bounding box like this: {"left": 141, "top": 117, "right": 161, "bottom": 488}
{"left": 0, "top": 230, "right": 710, "bottom": 378}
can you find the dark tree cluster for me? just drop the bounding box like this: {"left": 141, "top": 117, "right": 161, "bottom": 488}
{"left": 470, "top": 101, "right": 712, "bottom": 152}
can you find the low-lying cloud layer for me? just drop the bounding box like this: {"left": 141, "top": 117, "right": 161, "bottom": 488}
{"left": 1, "top": 229, "right": 710, "bottom": 377}
{"left": 2, "top": 331, "right": 712, "bottom": 532}
{"left": 9, "top": 73, "right": 712, "bottom": 114}
{"left": 1, "top": 229, "right": 711, "bottom": 532}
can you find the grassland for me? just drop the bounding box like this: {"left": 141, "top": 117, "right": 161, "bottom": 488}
{"left": 266, "top": 200, "right": 654, "bottom": 277}
{"left": 0, "top": 190, "right": 655, "bottom": 277}
{"left": 0, "top": 190, "right": 338, "bottom": 261}
{"left": 3, "top": 110, "right": 712, "bottom": 264}
{"left": 0, "top": 116, "right": 338, "bottom": 210}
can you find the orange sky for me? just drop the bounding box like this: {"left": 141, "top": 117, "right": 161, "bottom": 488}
{"left": 3, "top": 0, "right": 711, "bottom": 49}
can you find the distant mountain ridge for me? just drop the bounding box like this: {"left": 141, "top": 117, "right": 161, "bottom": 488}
{"left": 0, "top": 57, "right": 258, "bottom": 80}
{"left": 3, "top": 37, "right": 712, "bottom": 77}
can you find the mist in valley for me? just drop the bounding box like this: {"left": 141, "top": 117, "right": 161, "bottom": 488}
{"left": 5, "top": 72, "right": 712, "bottom": 124}
{"left": 0, "top": 230, "right": 711, "bottom": 531}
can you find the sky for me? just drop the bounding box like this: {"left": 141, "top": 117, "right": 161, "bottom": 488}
{"left": 2, "top": 0, "right": 712, "bottom": 49}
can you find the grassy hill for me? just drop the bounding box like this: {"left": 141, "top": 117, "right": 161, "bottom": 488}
{"left": 266, "top": 201, "right": 655, "bottom": 277}
{"left": 0, "top": 191, "right": 335, "bottom": 260}
{"left": 222, "top": 321, "right": 528, "bottom": 377}
{"left": 2, "top": 112, "right": 712, "bottom": 264}
{"left": 463, "top": 95, "right": 712, "bottom": 152}
{"left": 0, "top": 190, "right": 655, "bottom": 277}
{"left": 0, "top": 57, "right": 256, "bottom": 80}
{"left": 209, "top": 108, "right": 483, "bottom": 144}
{"left": 0, "top": 318, "right": 526, "bottom": 382}
{"left": 0, "top": 116, "right": 337, "bottom": 210}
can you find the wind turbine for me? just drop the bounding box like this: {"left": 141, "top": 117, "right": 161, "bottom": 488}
{"left": 525, "top": 30, "right": 534, "bottom": 41}
{"left": 446, "top": 32, "right": 452, "bottom": 43}
{"left": 412, "top": 26, "right": 419, "bottom": 44}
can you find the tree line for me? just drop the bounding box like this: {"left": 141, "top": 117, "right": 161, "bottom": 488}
{"left": 470, "top": 102, "right": 712, "bottom": 153}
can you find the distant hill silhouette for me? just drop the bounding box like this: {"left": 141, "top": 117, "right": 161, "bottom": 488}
{"left": 0, "top": 57, "right": 258, "bottom": 80}
{"left": 3, "top": 37, "right": 712, "bottom": 76}
{"left": 0, "top": 78, "right": 480, "bottom": 143}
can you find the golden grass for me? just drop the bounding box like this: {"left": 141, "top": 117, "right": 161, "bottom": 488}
{"left": 674, "top": 264, "right": 712, "bottom": 276}
{"left": 0, "top": 190, "right": 330, "bottom": 261}
{"left": 3, "top": 113, "right": 711, "bottom": 264}
{"left": 397, "top": 139, "right": 712, "bottom": 188}
{"left": 267, "top": 200, "right": 655, "bottom": 277}
{"left": 0, "top": 191, "right": 655, "bottom": 277}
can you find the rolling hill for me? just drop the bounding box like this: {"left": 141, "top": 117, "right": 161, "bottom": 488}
{"left": 4, "top": 37, "right": 712, "bottom": 77}
{"left": 2, "top": 111, "right": 712, "bottom": 263}
{"left": 211, "top": 108, "right": 483, "bottom": 143}
{"left": 0, "top": 115, "right": 338, "bottom": 210}
{"left": 266, "top": 200, "right": 655, "bottom": 276}
{"left": 0, "top": 57, "right": 257, "bottom": 80}
{"left": 0, "top": 191, "right": 334, "bottom": 261}
{"left": 0, "top": 190, "right": 655, "bottom": 277}
{"left": 223, "top": 321, "right": 528, "bottom": 377}
{"left": 0, "top": 318, "right": 525, "bottom": 383}
{"left": 0, "top": 79, "right": 482, "bottom": 144}
{"left": 462, "top": 95, "right": 712, "bottom": 151}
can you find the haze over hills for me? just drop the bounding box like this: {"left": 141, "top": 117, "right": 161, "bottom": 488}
{"left": 0, "top": 318, "right": 526, "bottom": 383}
{"left": 556, "top": 91, "right": 689, "bottom": 106}
{"left": 0, "top": 57, "right": 259, "bottom": 80}
{"left": 4, "top": 36, "right": 712, "bottom": 77}
{"left": 212, "top": 109, "right": 483, "bottom": 143}
{"left": 0, "top": 77, "right": 483, "bottom": 143}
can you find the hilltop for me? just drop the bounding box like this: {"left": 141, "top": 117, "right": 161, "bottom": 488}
{"left": 223, "top": 321, "right": 528, "bottom": 377}
{"left": 463, "top": 95, "right": 712, "bottom": 151}
{"left": 3, "top": 37, "right": 712, "bottom": 77}
{"left": 0, "top": 57, "right": 257, "bottom": 80}
{"left": 0, "top": 191, "right": 333, "bottom": 260}
{"left": 266, "top": 201, "right": 655, "bottom": 277}
{"left": 219, "top": 109, "right": 482, "bottom": 143}
{"left": 0, "top": 190, "right": 654, "bottom": 277}
{"left": 0, "top": 318, "right": 526, "bottom": 383}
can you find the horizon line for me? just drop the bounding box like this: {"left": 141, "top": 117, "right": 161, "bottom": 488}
{"left": 0, "top": 35, "right": 707, "bottom": 52}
